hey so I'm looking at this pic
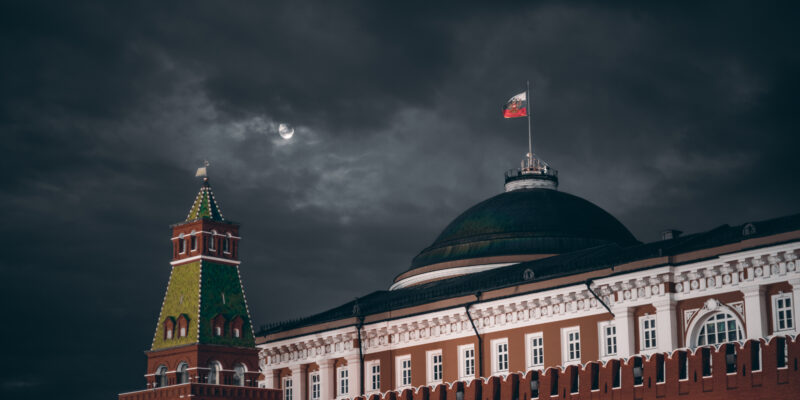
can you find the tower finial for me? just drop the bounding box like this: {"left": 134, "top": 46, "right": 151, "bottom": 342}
{"left": 195, "top": 160, "right": 210, "bottom": 182}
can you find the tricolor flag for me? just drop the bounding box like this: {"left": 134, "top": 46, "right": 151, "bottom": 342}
{"left": 503, "top": 91, "right": 528, "bottom": 119}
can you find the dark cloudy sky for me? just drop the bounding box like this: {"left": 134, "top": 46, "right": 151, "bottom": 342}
{"left": 1, "top": 1, "right": 799, "bottom": 399}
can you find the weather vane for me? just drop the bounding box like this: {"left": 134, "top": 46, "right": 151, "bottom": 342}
{"left": 195, "top": 160, "right": 210, "bottom": 181}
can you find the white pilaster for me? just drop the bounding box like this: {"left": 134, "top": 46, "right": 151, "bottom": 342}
{"left": 742, "top": 284, "right": 768, "bottom": 339}
{"left": 318, "top": 359, "right": 335, "bottom": 400}
{"left": 611, "top": 306, "right": 635, "bottom": 357}
{"left": 654, "top": 297, "right": 678, "bottom": 352}
{"left": 345, "top": 353, "right": 362, "bottom": 399}
{"left": 790, "top": 278, "right": 800, "bottom": 334}
{"left": 263, "top": 368, "right": 276, "bottom": 389}
{"left": 290, "top": 364, "right": 307, "bottom": 400}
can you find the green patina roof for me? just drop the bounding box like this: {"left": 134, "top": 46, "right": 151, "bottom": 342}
{"left": 186, "top": 180, "right": 224, "bottom": 222}
{"left": 152, "top": 260, "right": 255, "bottom": 350}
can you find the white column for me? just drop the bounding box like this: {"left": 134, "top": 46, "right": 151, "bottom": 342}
{"left": 742, "top": 284, "right": 768, "bottom": 339}
{"left": 290, "top": 364, "right": 307, "bottom": 400}
{"left": 345, "top": 353, "right": 362, "bottom": 399}
{"left": 790, "top": 278, "right": 800, "bottom": 334}
{"left": 318, "top": 359, "right": 335, "bottom": 400}
{"left": 263, "top": 368, "right": 276, "bottom": 389}
{"left": 612, "top": 306, "right": 635, "bottom": 357}
{"left": 654, "top": 297, "right": 678, "bottom": 352}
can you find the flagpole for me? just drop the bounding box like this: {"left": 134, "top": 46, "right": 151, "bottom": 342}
{"left": 526, "top": 80, "right": 533, "bottom": 165}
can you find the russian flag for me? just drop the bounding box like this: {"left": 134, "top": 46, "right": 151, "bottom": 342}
{"left": 503, "top": 91, "right": 528, "bottom": 119}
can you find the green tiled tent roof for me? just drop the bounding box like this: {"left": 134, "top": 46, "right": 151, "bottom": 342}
{"left": 186, "top": 180, "right": 224, "bottom": 222}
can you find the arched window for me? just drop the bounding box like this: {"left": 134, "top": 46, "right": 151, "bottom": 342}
{"left": 155, "top": 365, "right": 168, "bottom": 388}
{"left": 177, "top": 362, "right": 189, "bottom": 384}
{"left": 209, "top": 230, "right": 217, "bottom": 251}
{"left": 208, "top": 361, "right": 222, "bottom": 385}
{"left": 233, "top": 363, "right": 246, "bottom": 386}
{"left": 696, "top": 312, "right": 743, "bottom": 346}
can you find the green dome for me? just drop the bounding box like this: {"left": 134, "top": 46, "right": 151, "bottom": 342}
{"left": 409, "top": 188, "right": 638, "bottom": 270}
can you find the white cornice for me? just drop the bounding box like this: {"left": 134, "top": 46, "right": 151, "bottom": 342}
{"left": 170, "top": 255, "right": 241, "bottom": 266}
{"left": 390, "top": 263, "right": 517, "bottom": 290}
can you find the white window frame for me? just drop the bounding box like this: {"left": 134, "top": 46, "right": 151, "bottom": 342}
{"left": 491, "top": 338, "right": 509, "bottom": 375}
{"left": 337, "top": 366, "right": 349, "bottom": 398}
{"left": 190, "top": 231, "right": 198, "bottom": 251}
{"left": 282, "top": 377, "right": 293, "bottom": 400}
{"left": 639, "top": 315, "right": 657, "bottom": 351}
{"left": 427, "top": 350, "right": 443, "bottom": 385}
{"left": 561, "top": 326, "right": 581, "bottom": 365}
{"left": 215, "top": 326, "right": 222, "bottom": 336}
{"left": 598, "top": 321, "right": 617, "bottom": 358}
{"left": 233, "top": 328, "right": 240, "bottom": 338}
{"left": 366, "top": 360, "right": 380, "bottom": 393}
{"left": 773, "top": 293, "right": 795, "bottom": 332}
{"left": 525, "top": 332, "right": 544, "bottom": 370}
{"left": 166, "top": 328, "right": 173, "bottom": 339}
{"left": 458, "top": 344, "right": 475, "bottom": 380}
{"left": 179, "top": 326, "right": 186, "bottom": 337}
{"left": 309, "top": 372, "right": 321, "bottom": 400}
{"left": 396, "top": 355, "right": 412, "bottom": 388}
{"left": 178, "top": 234, "right": 186, "bottom": 254}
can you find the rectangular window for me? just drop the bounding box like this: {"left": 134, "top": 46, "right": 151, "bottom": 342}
{"left": 598, "top": 322, "right": 617, "bottom": 357}
{"left": 563, "top": 327, "right": 581, "bottom": 364}
{"left": 166, "top": 329, "right": 173, "bottom": 339}
{"left": 428, "top": 351, "right": 442, "bottom": 383}
{"left": 179, "top": 238, "right": 186, "bottom": 253}
{"left": 233, "top": 328, "right": 240, "bottom": 338}
{"left": 750, "top": 340, "right": 761, "bottom": 371}
{"left": 612, "top": 361, "right": 621, "bottom": 388}
{"left": 191, "top": 235, "right": 197, "bottom": 251}
{"left": 656, "top": 355, "right": 665, "bottom": 383}
{"left": 492, "top": 339, "right": 509, "bottom": 373}
{"left": 701, "top": 348, "right": 712, "bottom": 377}
{"left": 678, "top": 351, "right": 688, "bottom": 380}
{"left": 725, "top": 344, "right": 737, "bottom": 373}
{"left": 640, "top": 315, "right": 657, "bottom": 350}
{"left": 459, "top": 345, "right": 475, "bottom": 379}
{"left": 527, "top": 332, "right": 544, "bottom": 368}
{"left": 310, "top": 373, "right": 320, "bottom": 400}
{"left": 773, "top": 293, "right": 794, "bottom": 332}
{"left": 283, "top": 377, "right": 293, "bottom": 400}
{"left": 633, "top": 357, "right": 643, "bottom": 386}
{"left": 397, "top": 356, "right": 412, "bottom": 387}
{"left": 367, "top": 362, "right": 380, "bottom": 392}
{"left": 590, "top": 363, "right": 599, "bottom": 391}
{"left": 777, "top": 337, "right": 787, "bottom": 368}
{"left": 338, "top": 367, "right": 349, "bottom": 396}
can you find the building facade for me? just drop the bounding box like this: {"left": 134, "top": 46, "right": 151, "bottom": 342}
{"left": 256, "top": 159, "right": 800, "bottom": 400}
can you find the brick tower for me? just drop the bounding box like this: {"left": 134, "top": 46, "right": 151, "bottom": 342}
{"left": 119, "top": 174, "right": 279, "bottom": 400}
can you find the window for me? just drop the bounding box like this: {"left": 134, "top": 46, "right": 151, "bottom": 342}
{"left": 640, "top": 315, "right": 657, "bottom": 350}
{"left": 209, "top": 231, "right": 217, "bottom": 251}
{"left": 612, "top": 361, "right": 621, "bottom": 388}
{"left": 155, "top": 365, "right": 168, "bottom": 388}
{"left": 725, "top": 344, "right": 737, "bottom": 373}
{"left": 215, "top": 326, "right": 222, "bottom": 336}
{"left": 750, "top": 340, "right": 761, "bottom": 371}
{"left": 777, "top": 337, "right": 788, "bottom": 368}
{"left": 678, "top": 351, "right": 688, "bottom": 380}
{"left": 191, "top": 232, "right": 197, "bottom": 251}
{"left": 696, "top": 312, "right": 743, "bottom": 346}
{"left": 180, "top": 327, "right": 186, "bottom": 337}
{"left": 209, "top": 361, "right": 221, "bottom": 385}
{"left": 527, "top": 332, "right": 544, "bottom": 368}
{"left": 598, "top": 322, "right": 617, "bottom": 357}
{"left": 397, "top": 356, "right": 412, "bottom": 387}
{"left": 428, "top": 351, "right": 442, "bottom": 383}
{"left": 492, "top": 339, "right": 509, "bottom": 374}
{"left": 233, "top": 328, "right": 241, "bottom": 338}
{"left": 368, "top": 362, "right": 380, "bottom": 392}
{"left": 655, "top": 355, "right": 665, "bottom": 383}
{"left": 459, "top": 344, "right": 475, "bottom": 379}
{"left": 234, "top": 364, "right": 246, "bottom": 386}
{"left": 179, "top": 234, "right": 186, "bottom": 253}
{"left": 701, "top": 348, "right": 712, "bottom": 377}
{"left": 773, "top": 293, "right": 794, "bottom": 332}
{"left": 338, "top": 367, "right": 349, "bottom": 397}
{"left": 310, "top": 372, "right": 321, "bottom": 400}
{"left": 223, "top": 234, "right": 231, "bottom": 253}
{"left": 177, "top": 362, "right": 189, "bottom": 384}
{"left": 563, "top": 327, "right": 581, "bottom": 364}
{"left": 632, "top": 357, "right": 643, "bottom": 386}
{"left": 283, "top": 377, "right": 293, "bottom": 400}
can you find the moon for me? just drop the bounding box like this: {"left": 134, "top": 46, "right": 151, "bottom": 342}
{"left": 278, "top": 123, "right": 294, "bottom": 139}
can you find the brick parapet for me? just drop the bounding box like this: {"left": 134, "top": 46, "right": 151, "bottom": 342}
{"left": 359, "top": 335, "right": 798, "bottom": 400}
{"left": 119, "top": 383, "right": 280, "bottom": 400}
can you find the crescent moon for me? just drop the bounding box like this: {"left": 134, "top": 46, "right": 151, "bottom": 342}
{"left": 278, "top": 123, "right": 294, "bottom": 139}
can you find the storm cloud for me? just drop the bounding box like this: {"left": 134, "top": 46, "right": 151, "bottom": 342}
{"left": 1, "top": 2, "right": 798, "bottom": 399}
